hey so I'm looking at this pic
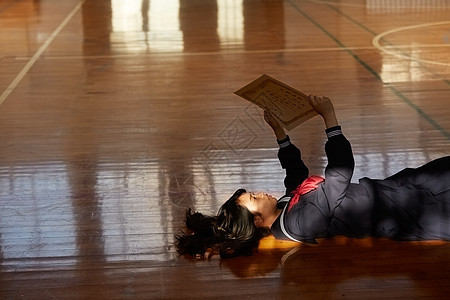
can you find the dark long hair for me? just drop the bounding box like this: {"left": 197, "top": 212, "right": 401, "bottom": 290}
{"left": 175, "top": 189, "right": 270, "bottom": 258}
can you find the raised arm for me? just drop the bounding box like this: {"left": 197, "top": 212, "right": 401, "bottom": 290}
{"left": 264, "top": 110, "right": 309, "bottom": 195}
{"left": 307, "top": 95, "right": 354, "bottom": 207}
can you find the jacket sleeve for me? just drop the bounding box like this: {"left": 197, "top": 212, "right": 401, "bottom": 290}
{"left": 321, "top": 126, "right": 355, "bottom": 211}
{"left": 277, "top": 136, "right": 309, "bottom": 195}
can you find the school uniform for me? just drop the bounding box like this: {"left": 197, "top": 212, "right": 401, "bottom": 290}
{"left": 271, "top": 126, "right": 450, "bottom": 243}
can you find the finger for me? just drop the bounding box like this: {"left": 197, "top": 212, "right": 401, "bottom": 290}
{"left": 316, "top": 95, "right": 327, "bottom": 102}
{"left": 307, "top": 94, "right": 316, "bottom": 105}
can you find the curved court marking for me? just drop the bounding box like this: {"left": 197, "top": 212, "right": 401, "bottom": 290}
{"left": 286, "top": 0, "right": 450, "bottom": 139}
{"left": 0, "top": 0, "right": 87, "bottom": 107}
{"left": 373, "top": 21, "right": 450, "bottom": 67}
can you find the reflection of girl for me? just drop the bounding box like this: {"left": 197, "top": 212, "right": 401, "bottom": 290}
{"left": 175, "top": 95, "right": 450, "bottom": 258}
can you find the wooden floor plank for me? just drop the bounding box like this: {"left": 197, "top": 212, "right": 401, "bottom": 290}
{"left": 0, "top": 0, "right": 449, "bottom": 299}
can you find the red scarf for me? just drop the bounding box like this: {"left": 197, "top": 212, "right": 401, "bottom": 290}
{"left": 287, "top": 175, "right": 324, "bottom": 212}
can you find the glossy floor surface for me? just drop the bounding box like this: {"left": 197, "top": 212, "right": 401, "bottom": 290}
{"left": 0, "top": 0, "right": 449, "bottom": 299}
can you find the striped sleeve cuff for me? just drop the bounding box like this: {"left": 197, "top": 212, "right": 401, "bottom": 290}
{"left": 277, "top": 135, "right": 291, "bottom": 148}
{"left": 325, "top": 126, "right": 342, "bottom": 139}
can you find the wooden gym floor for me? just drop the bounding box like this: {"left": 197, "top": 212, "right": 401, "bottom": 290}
{"left": 0, "top": 0, "right": 449, "bottom": 299}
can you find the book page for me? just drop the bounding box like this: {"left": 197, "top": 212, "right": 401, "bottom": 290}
{"left": 234, "top": 74, "right": 318, "bottom": 130}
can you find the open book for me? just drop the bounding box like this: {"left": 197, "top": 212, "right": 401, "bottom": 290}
{"left": 234, "top": 74, "right": 317, "bottom": 130}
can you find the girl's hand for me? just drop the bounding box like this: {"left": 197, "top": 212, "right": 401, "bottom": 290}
{"left": 307, "top": 94, "right": 339, "bottom": 128}
{"left": 264, "top": 110, "right": 282, "bottom": 130}
{"left": 307, "top": 94, "right": 335, "bottom": 117}
{"left": 264, "top": 110, "right": 286, "bottom": 140}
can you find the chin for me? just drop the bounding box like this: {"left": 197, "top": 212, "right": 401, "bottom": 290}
{"left": 268, "top": 195, "right": 278, "bottom": 204}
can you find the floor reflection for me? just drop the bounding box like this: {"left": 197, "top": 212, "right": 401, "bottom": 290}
{"left": 110, "top": 0, "right": 183, "bottom": 53}
{"left": 0, "top": 163, "right": 77, "bottom": 260}
{"left": 107, "top": 0, "right": 286, "bottom": 53}
{"left": 179, "top": 0, "right": 220, "bottom": 52}
{"left": 221, "top": 237, "right": 450, "bottom": 297}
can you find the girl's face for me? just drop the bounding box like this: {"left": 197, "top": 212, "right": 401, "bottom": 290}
{"left": 238, "top": 192, "right": 278, "bottom": 226}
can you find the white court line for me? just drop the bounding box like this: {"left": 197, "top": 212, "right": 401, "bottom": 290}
{"left": 305, "top": 0, "right": 450, "bottom": 9}
{"left": 305, "top": 0, "right": 366, "bottom": 8}
{"left": 12, "top": 46, "right": 377, "bottom": 61}
{"left": 0, "top": 0, "right": 86, "bottom": 107}
{"left": 384, "top": 44, "right": 450, "bottom": 49}
{"left": 373, "top": 21, "right": 450, "bottom": 67}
